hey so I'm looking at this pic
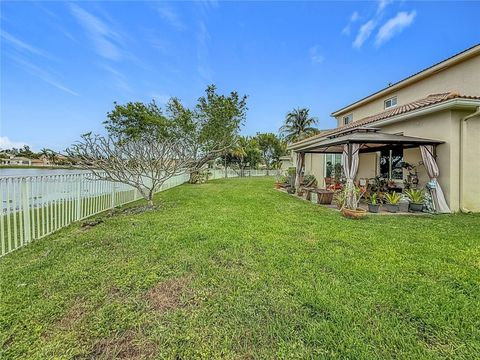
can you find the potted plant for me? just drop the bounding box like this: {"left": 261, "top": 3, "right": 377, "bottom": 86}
{"left": 368, "top": 192, "right": 381, "bottom": 213}
{"left": 404, "top": 189, "right": 424, "bottom": 212}
{"left": 340, "top": 185, "right": 367, "bottom": 219}
{"left": 384, "top": 191, "right": 401, "bottom": 213}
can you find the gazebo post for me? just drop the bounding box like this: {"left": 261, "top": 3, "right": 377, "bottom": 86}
{"left": 295, "top": 151, "right": 305, "bottom": 192}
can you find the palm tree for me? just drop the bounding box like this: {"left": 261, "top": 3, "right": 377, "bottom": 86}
{"left": 280, "top": 108, "right": 319, "bottom": 143}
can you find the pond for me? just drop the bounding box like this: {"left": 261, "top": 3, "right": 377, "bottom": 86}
{"left": 0, "top": 168, "right": 90, "bottom": 177}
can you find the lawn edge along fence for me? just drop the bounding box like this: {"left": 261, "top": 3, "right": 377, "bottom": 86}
{"left": 0, "top": 169, "right": 279, "bottom": 257}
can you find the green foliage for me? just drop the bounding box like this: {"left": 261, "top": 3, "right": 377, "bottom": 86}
{"left": 370, "top": 192, "right": 379, "bottom": 205}
{"left": 1, "top": 178, "right": 480, "bottom": 358}
{"left": 219, "top": 136, "right": 262, "bottom": 169}
{"left": 385, "top": 191, "right": 401, "bottom": 205}
{"left": 255, "top": 132, "right": 287, "bottom": 169}
{"left": 104, "top": 100, "right": 170, "bottom": 140}
{"left": 102, "top": 85, "right": 247, "bottom": 175}
{"left": 404, "top": 189, "right": 425, "bottom": 204}
{"left": 280, "top": 108, "right": 319, "bottom": 143}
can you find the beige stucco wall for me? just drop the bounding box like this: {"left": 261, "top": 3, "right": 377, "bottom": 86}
{"left": 335, "top": 54, "right": 480, "bottom": 125}
{"left": 304, "top": 153, "right": 326, "bottom": 186}
{"left": 462, "top": 114, "right": 480, "bottom": 211}
{"left": 356, "top": 109, "right": 480, "bottom": 212}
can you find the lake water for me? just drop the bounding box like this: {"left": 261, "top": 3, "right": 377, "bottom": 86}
{"left": 0, "top": 168, "right": 91, "bottom": 177}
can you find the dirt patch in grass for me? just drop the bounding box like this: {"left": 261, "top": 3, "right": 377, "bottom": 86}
{"left": 108, "top": 205, "right": 160, "bottom": 217}
{"left": 58, "top": 298, "right": 88, "bottom": 331}
{"left": 91, "top": 330, "right": 157, "bottom": 360}
{"left": 79, "top": 219, "right": 104, "bottom": 231}
{"left": 145, "top": 276, "right": 191, "bottom": 313}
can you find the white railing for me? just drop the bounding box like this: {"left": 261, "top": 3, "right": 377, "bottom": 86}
{"left": 0, "top": 168, "right": 279, "bottom": 257}
{"left": 207, "top": 168, "right": 281, "bottom": 180}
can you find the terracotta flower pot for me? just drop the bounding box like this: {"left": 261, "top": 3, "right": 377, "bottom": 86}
{"left": 341, "top": 207, "right": 367, "bottom": 219}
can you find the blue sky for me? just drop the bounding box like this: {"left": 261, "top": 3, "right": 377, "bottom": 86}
{"left": 1, "top": 1, "right": 479, "bottom": 152}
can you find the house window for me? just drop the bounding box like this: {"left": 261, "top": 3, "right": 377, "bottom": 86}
{"left": 342, "top": 114, "right": 353, "bottom": 125}
{"left": 325, "top": 154, "right": 343, "bottom": 178}
{"left": 379, "top": 148, "right": 403, "bottom": 180}
{"left": 384, "top": 96, "right": 397, "bottom": 109}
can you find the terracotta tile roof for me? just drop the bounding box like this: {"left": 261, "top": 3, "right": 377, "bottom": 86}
{"left": 291, "top": 92, "right": 480, "bottom": 147}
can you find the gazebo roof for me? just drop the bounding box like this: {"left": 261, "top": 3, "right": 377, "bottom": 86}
{"left": 292, "top": 128, "right": 444, "bottom": 154}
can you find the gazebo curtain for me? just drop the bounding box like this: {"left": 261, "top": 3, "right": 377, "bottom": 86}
{"left": 420, "top": 145, "right": 450, "bottom": 213}
{"left": 342, "top": 144, "right": 360, "bottom": 209}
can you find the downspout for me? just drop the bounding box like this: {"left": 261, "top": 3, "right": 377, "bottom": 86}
{"left": 460, "top": 106, "right": 480, "bottom": 213}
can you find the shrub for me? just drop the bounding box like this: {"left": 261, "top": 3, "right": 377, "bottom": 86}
{"left": 404, "top": 189, "right": 424, "bottom": 204}
{"left": 385, "top": 191, "right": 401, "bottom": 205}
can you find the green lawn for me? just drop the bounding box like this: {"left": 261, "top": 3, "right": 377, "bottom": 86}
{"left": 1, "top": 177, "right": 479, "bottom": 359}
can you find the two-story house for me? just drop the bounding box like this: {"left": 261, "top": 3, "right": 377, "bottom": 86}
{"left": 288, "top": 44, "right": 480, "bottom": 212}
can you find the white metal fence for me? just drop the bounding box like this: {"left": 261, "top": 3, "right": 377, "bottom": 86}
{"left": 0, "top": 169, "right": 279, "bottom": 257}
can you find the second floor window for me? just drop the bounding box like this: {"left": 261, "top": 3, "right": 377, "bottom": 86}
{"left": 342, "top": 114, "right": 353, "bottom": 125}
{"left": 384, "top": 96, "right": 397, "bottom": 109}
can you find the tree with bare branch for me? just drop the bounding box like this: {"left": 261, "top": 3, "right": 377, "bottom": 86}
{"left": 68, "top": 133, "right": 193, "bottom": 206}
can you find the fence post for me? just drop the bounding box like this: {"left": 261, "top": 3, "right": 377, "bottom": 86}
{"left": 0, "top": 179, "right": 4, "bottom": 256}
{"left": 21, "top": 178, "right": 31, "bottom": 243}
{"left": 111, "top": 183, "right": 116, "bottom": 209}
{"left": 76, "top": 179, "right": 82, "bottom": 220}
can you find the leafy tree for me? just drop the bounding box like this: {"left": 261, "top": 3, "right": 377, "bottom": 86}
{"left": 102, "top": 85, "right": 247, "bottom": 183}
{"left": 104, "top": 101, "right": 170, "bottom": 140}
{"left": 219, "top": 136, "right": 262, "bottom": 175}
{"left": 280, "top": 108, "right": 318, "bottom": 143}
{"left": 17, "top": 145, "right": 37, "bottom": 159}
{"left": 167, "top": 85, "right": 248, "bottom": 182}
{"left": 255, "top": 133, "right": 287, "bottom": 171}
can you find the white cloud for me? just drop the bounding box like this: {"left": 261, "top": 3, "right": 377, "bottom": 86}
{"left": 351, "top": 11, "right": 359, "bottom": 22}
{"left": 0, "top": 136, "right": 29, "bottom": 150}
{"left": 101, "top": 64, "right": 132, "bottom": 93}
{"left": 8, "top": 54, "right": 78, "bottom": 96}
{"left": 375, "top": 11, "right": 417, "bottom": 46}
{"left": 309, "top": 46, "right": 325, "bottom": 64}
{"left": 1, "top": 31, "right": 54, "bottom": 59}
{"left": 353, "top": 20, "right": 376, "bottom": 48}
{"left": 196, "top": 20, "right": 213, "bottom": 81}
{"left": 156, "top": 5, "right": 186, "bottom": 31}
{"left": 342, "top": 11, "right": 360, "bottom": 35}
{"left": 69, "top": 4, "right": 122, "bottom": 61}
{"left": 377, "top": 0, "right": 393, "bottom": 14}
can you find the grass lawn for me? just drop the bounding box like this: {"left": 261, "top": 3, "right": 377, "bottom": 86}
{"left": 1, "top": 177, "right": 479, "bottom": 359}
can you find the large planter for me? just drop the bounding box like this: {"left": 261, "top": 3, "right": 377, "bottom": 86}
{"left": 316, "top": 190, "right": 334, "bottom": 205}
{"left": 341, "top": 207, "right": 367, "bottom": 219}
{"left": 368, "top": 203, "right": 380, "bottom": 213}
{"left": 409, "top": 202, "right": 423, "bottom": 212}
{"left": 385, "top": 204, "right": 399, "bottom": 213}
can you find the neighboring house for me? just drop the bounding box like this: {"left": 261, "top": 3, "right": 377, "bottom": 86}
{"left": 1, "top": 157, "right": 32, "bottom": 166}
{"left": 289, "top": 44, "right": 480, "bottom": 212}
